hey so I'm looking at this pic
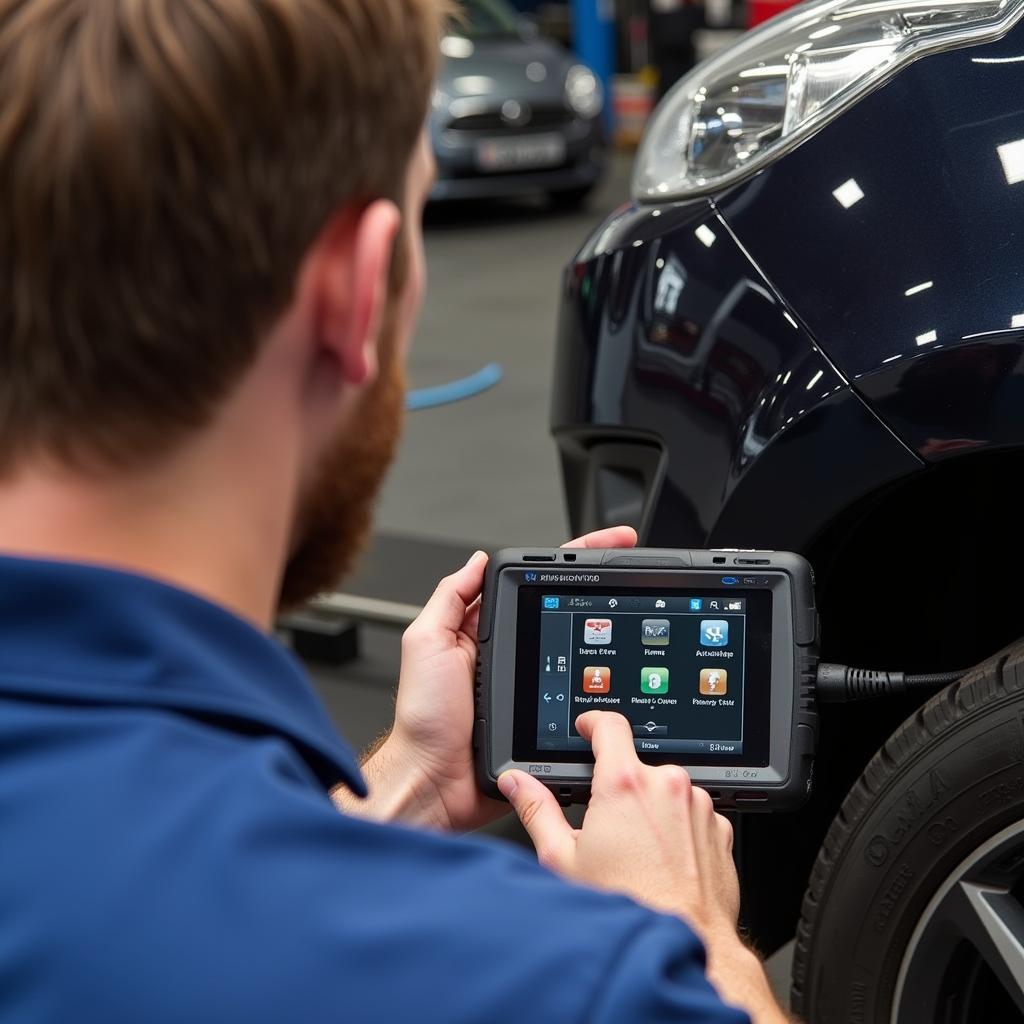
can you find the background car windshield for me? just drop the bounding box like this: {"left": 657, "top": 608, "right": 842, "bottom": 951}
{"left": 453, "top": 0, "right": 521, "bottom": 37}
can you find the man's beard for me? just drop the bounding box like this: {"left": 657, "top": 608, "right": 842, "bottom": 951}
{"left": 277, "top": 333, "right": 406, "bottom": 611}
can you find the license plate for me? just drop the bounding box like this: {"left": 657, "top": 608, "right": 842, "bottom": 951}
{"left": 476, "top": 133, "right": 567, "bottom": 172}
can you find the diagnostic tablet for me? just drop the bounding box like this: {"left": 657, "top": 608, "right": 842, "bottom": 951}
{"left": 474, "top": 548, "right": 819, "bottom": 810}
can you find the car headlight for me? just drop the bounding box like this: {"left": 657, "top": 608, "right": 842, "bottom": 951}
{"left": 566, "top": 64, "right": 604, "bottom": 119}
{"left": 635, "top": 0, "right": 1024, "bottom": 200}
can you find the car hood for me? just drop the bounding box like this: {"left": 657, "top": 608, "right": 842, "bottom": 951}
{"left": 437, "top": 36, "right": 573, "bottom": 101}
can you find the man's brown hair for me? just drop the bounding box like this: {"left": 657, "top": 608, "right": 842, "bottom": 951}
{"left": 0, "top": 0, "right": 446, "bottom": 472}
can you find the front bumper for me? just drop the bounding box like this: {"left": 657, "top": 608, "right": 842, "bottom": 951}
{"left": 430, "top": 116, "right": 604, "bottom": 201}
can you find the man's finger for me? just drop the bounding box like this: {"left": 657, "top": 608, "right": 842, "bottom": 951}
{"left": 562, "top": 526, "right": 638, "bottom": 551}
{"left": 497, "top": 771, "right": 575, "bottom": 870}
{"left": 576, "top": 712, "right": 641, "bottom": 777}
{"left": 408, "top": 551, "right": 488, "bottom": 638}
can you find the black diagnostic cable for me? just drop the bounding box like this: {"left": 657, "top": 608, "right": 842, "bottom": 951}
{"left": 815, "top": 663, "right": 967, "bottom": 703}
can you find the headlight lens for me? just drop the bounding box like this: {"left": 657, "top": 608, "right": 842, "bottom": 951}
{"left": 635, "top": 0, "right": 1024, "bottom": 200}
{"left": 566, "top": 64, "right": 604, "bottom": 119}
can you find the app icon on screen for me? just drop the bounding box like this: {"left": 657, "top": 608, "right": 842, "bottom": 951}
{"left": 699, "top": 669, "right": 728, "bottom": 695}
{"left": 641, "top": 618, "right": 671, "bottom": 646}
{"left": 641, "top": 667, "right": 670, "bottom": 694}
{"left": 700, "top": 620, "right": 729, "bottom": 647}
{"left": 543, "top": 596, "right": 560, "bottom": 609}
{"left": 583, "top": 666, "right": 611, "bottom": 693}
{"left": 584, "top": 618, "right": 613, "bottom": 645}
{"left": 689, "top": 598, "right": 702, "bottom": 611}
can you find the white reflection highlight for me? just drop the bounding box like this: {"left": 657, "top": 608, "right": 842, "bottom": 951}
{"left": 806, "top": 370, "right": 824, "bottom": 390}
{"left": 783, "top": 311, "right": 799, "bottom": 329}
{"left": 737, "top": 65, "right": 791, "bottom": 78}
{"left": 882, "top": 354, "right": 902, "bottom": 363}
{"left": 695, "top": 224, "right": 717, "bottom": 247}
{"left": 916, "top": 329, "right": 938, "bottom": 345}
{"left": 449, "top": 97, "right": 489, "bottom": 119}
{"left": 973, "top": 55, "right": 1024, "bottom": 64}
{"left": 808, "top": 24, "right": 843, "bottom": 39}
{"left": 997, "top": 138, "right": 1024, "bottom": 185}
{"left": 453, "top": 76, "right": 495, "bottom": 94}
{"left": 655, "top": 257, "right": 686, "bottom": 316}
{"left": 904, "top": 281, "right": 933, "bottom": 296}
{"left": 782, "top": 370, "right": 792, "bottom": 385}
{"left": 440, "top": 36, "right": 474, "bottom": 59}
{"left": 832, "top": 178, "right": 865, "bottom": 208}
{"left": 1012, "top": 314, "right": 1024, "bottom": 328}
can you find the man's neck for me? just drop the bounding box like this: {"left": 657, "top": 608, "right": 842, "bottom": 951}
{"left": 0, "top": 440, "right": 298, "bottom": 630}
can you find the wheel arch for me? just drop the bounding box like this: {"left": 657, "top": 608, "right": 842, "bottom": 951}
{"left": 736, "top": 445, "right": 1024, "bottom": 953}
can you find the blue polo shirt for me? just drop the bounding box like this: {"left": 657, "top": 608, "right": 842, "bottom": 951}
{"left": 0, "top": 556, "right": 749, "bottom": 1023}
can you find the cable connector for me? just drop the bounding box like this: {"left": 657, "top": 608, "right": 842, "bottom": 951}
{"left": 816, "top": 663, "right": 965, "bottom": 703}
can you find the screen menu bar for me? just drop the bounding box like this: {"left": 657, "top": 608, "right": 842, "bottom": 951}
{"left": 541, "top": 595, "right": 746, "bottom": 614}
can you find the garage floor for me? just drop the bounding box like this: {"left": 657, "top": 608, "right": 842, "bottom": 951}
{"left": 301, "top": 152, "right": 792, "bottom": 1005}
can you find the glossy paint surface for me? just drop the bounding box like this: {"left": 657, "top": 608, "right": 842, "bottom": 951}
{"left": 715, "top": 19, "right": 1024, "bottom": 383}
{"left": 552, "top": 200, "right": 922, "bottom": 548}
{"left": 852, "top": 334, "right": 1024, "bottom": 460}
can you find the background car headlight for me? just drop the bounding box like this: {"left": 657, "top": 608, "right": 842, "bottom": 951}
{"left": 566, "top": 64, "right": 604, "bottom": 119}
{"left": 635, "top": 0, "right": 1024, "bottom": 200}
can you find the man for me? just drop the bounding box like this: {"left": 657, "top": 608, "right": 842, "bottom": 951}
{"left": 0, "top": 1, "right": 789, "bottom": 1021}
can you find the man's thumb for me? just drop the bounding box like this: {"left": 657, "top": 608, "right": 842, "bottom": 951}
{"left": 497, "top": 770, "right": 574, "bottom": 870}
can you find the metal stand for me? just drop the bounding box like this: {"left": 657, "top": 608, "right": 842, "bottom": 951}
{"left": 279, "top": 592, "right": 422, "bottom": 666}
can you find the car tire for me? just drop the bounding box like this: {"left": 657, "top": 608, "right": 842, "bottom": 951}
{"left": 791, "top": 641, "right": 1024, "bottom": 1023}
{"left": 548, "top": 185, "right": 594, "bottom": 210}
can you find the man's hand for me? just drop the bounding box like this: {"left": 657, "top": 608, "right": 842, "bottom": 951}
{"left": 332, "top": 526, "right": 638, "bottom": 832}
{"left": 497, "top": 711, "right": 790, "bottom": 1024}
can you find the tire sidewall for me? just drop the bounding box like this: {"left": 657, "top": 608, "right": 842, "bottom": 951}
{"left": 800, "top": 683, "right": 1024, "bottom": 1022}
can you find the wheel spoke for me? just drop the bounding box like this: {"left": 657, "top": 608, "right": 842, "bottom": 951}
{"left": 946, "top": 880, "right": 1024, "bottom": 1016}
{"left": 893, "top": 823, "right": 1024, "bottom": 1024}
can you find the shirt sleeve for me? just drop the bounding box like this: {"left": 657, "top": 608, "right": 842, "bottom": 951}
{"left": 588, "top": 917, "right": 753, "bottom": 1024}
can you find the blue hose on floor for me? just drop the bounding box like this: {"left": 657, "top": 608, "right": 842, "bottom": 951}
{"left": 406, "top": 362, "right": 504, "bottom": 411}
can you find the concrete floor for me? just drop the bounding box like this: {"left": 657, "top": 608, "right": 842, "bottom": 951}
{"left": 303, "top": 153, "right": 793, "bottom": 1007}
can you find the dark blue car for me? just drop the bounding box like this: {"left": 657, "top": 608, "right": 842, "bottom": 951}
{"left": 553, "top": 1, "right": 1024, "bottom": 1019}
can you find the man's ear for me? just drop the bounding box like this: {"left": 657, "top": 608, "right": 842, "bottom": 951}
{"left": 315, "top": 199, "right": 401, "bottom": 388}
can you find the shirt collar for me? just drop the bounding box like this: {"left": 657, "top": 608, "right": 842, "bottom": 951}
{"left": 0, "top": 555, "right": 366, "bottom": 796}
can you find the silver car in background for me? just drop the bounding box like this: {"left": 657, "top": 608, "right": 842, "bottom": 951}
{"left": 430, "top": 0, "right": 606, "bottom": 206}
